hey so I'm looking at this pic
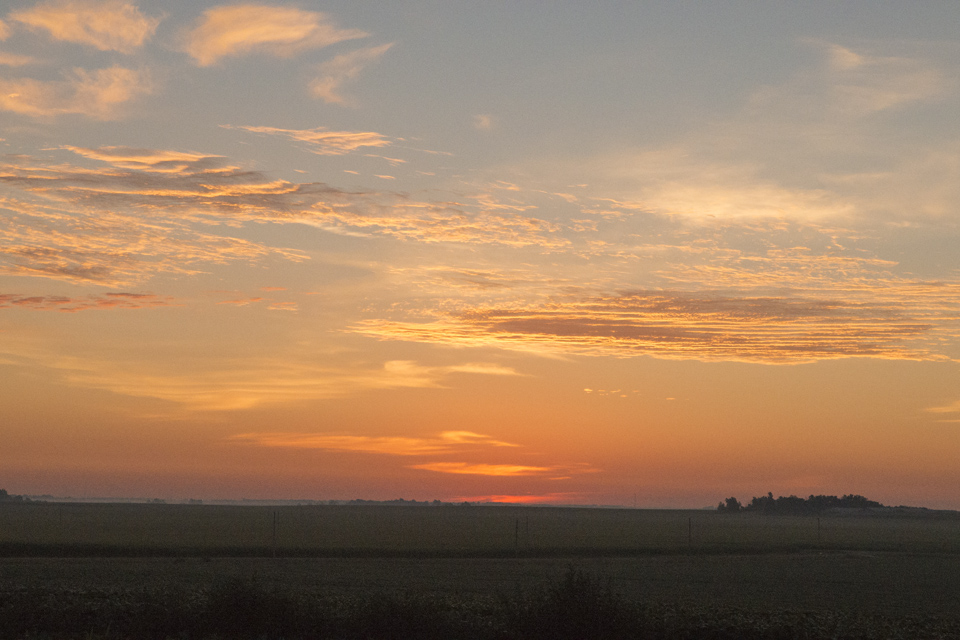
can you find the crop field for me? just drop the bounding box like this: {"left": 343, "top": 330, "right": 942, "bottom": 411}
{"left": 3, "top": 503, "right": 960, "bottom": 638}
{"left": 2, "top": 501, "right": 960, "bottom": 556}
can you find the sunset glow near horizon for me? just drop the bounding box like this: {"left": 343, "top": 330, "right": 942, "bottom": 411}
{"left": 2, "top": 1, "right": 960, "bottom": 508}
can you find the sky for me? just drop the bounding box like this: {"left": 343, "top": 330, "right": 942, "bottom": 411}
{"left": 2, "top": 1, "right": 960, "bottom": 508}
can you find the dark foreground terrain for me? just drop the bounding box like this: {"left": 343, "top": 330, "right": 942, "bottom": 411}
{"left": 2, "top": 503, "right": 960, "bottom": 638}
{"left": 3, "top": 552, "right": 960, "bottom": 639}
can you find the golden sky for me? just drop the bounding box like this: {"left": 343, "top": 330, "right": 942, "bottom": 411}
{"left": 2, "top": 1, "right": 960, "bottom": 508}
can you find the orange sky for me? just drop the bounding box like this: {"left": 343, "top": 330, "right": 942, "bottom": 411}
{"left": 2, "top": 1, "right": 960, "bottom": 508}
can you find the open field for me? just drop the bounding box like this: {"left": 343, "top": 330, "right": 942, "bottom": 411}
{"left": 3, "top": 552, "right": 960, "bottom": 618}
{"left": 3, "top": 503, "right": 960, "bottom": 638}
{"left": 3, "top": 502, "right": 960, "bottom": 556}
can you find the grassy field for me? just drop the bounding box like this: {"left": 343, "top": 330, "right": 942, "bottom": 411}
{"left": 2, "top": 501, "right": 959, "bottom": 556}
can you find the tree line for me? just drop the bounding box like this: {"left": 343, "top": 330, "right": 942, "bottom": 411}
{"left": 0, "top": 489, "right": 30, "bottom": 503}
{"left": 717, "top": 492, "right": 884, "bottom": 514}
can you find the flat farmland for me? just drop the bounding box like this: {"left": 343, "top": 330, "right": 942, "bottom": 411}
{"left": 2, "top": 502, "right": 960, "bottom": 556}
{"left": 2, "top": 552, "right": 960, "bottom": 619}
{"left": 4, "top": 503, "right": 960, "bottom": 637}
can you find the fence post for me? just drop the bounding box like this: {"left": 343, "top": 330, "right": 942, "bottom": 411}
{"left": 272, "top": 510, "right": 278, "bottom": 558}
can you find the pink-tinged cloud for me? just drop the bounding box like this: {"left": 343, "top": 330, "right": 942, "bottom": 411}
{"left": 456, "top": 493, "right": 585, "bottom": 504}
{"left": 0, "top": 177, "right": 306, "bottom": 287}
{"left": 223, "top": 125, "right": 391, "bottom": 155}
{"left": 182, "top": 4, "right": 368, "bottom": 67}
{"left": 230, "top": 430, "right": 519, "bottom": 456}
{"left": 60, "top": 146, "right": 226, "bottom": 174}
{"left": 310, "top": 43, "right": 393, "bottom": 105}
{"left": 2, "top": 149, "right": 568, "bottom": 251}
{"left": 0, "top": 292, "right": 174, "bottom": 312}
{"left": 353, "top": 288, "right": 960, "bottom": 363}
{"left": 10, "top": 0, "right": 160, "bottom": 53}
{"left": 408, "top": 463, "right": 555, "bottom": 477}
{"left": 0, "top": 66, "right": 152, "bottom": 120}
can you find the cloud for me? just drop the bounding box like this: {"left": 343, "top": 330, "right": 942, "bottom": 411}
{"left": 0, "top": 152, "right": 308, "bottom": 287}
{"left": 1, "top": 149, "right": 568, "bottom": 259}
{"left": 408, "top": 462, "right": 554, "bottom": 477}
{"left": 0, "top": 292, "right": 175, "bottom": 312}
{"left": 0, "top": 52, "right": 36, "bottom": 67}
{"left": 0, "top": 65, "right": 152, "bottom": 120}
{"left": 218, "top": 296, "right": 262, "bottom": 306}
{"left": 0, "top": 334, "right": 524, "bottom": 410}
{"left": 455, "top": 493, "right": 585, "bottom": 504}
{"left": 230, "top": 430, "right": 519, "bottom": 455}
{"left": 10, "top": 0, "right": 160, "bottom": 54}
{"left": 473, "top": 114, "right": 493, "bottom": 130}
{"left": 182, "top": 4, "right": 367, "bottom": 66}
{"left": 0, "top": 20, "right": 10, "bottom": 40}
{"left": 353, "top": 287, "right": 960, "bottom": 363}
{"left": 60, "top": 146, "right": 227, "bottom": 173}
{"left": 310, "top": 43, "right": 393, "bottom": 105}
{"left": 818, "top": 42, "right": 946, "bottom": 114}
{"left": 223, "top": 125, "right": 391, "bottom": 155}
{"left": 925, "top": 400, "right": 960, "bottom": 415}
{"left": 525, "top": 41, "right": 956, "bottom": 226}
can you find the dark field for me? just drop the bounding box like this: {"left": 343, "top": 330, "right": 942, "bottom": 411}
{"left": 4, "top": 502, "right": 960, "bottom": 555}
{"left": 2, "top": 502, "right": 960, "bottom": 638}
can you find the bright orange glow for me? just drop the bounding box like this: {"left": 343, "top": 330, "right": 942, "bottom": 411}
{"left": 456, "top": 494, "right": 585, "bottom": 504}
{"left": 409, "top": 463, "right": 554, "bottom": 477}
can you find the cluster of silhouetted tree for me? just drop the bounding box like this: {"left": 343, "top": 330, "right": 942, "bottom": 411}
{"left": 717, "top": 492, "right": 884, "bottom": 514}
{"left": 0, "top": 489, "right": 29, "bottom": 503}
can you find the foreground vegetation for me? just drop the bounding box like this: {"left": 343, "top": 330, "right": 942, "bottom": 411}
{"left": 2, "top": 567, "right": 958, "bottom": 639}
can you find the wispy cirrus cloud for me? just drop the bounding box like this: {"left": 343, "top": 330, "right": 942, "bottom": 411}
{"left": 0, "top": 291, "right": 175, "bottom": 312}
{"left": 0, "top": 65, "right": 152, "bottom": 120}
{"left": 10, "top": 0, "right": 161, "bottom": 54}
{"left": 230, "top": 430, "right": 519, "bottom": 455}
{"left": 60, "top": 146, "right": 228, "bottom": 173}
{"left": 0, "top": 346, "right": 521, "bottom": 410}
{"left": 222, "top": 125, "right": 391, "bottom": 155}
{"left": 0, "top": 151, "right": 307, "bottom": 286}
{"left": 0, "top": 19, "right": 10, "bottom": 40}
{"left": 182, "top": 4, "right": 367, "bottom": 67}
{"left": 353, "top": 287, "right": 960, "bottom": 363}
{"left": 529, "top": 41, "right": 957, "bottom": 226}
{"left": 812, "top": 41, "right": 946, "bottom": 115}
{"left": 310, "top": 43, "right": 393, "bottom": 105}
{"left": 1, "top": 149, "right": 568, "bottom": 263}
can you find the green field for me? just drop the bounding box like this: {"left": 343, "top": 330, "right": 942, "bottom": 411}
{"left": 3, "top": 502, "right": 959, "bottom": 556}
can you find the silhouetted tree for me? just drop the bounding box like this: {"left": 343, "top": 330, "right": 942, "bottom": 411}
{"left": 740, "top": 492, "right": 884, "bottom": 514}
{"left": 717, "top": 496, "right": 742, "bottom": 512}
{"left": 0, "top": 489, "right": 27, "bottom": 502}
